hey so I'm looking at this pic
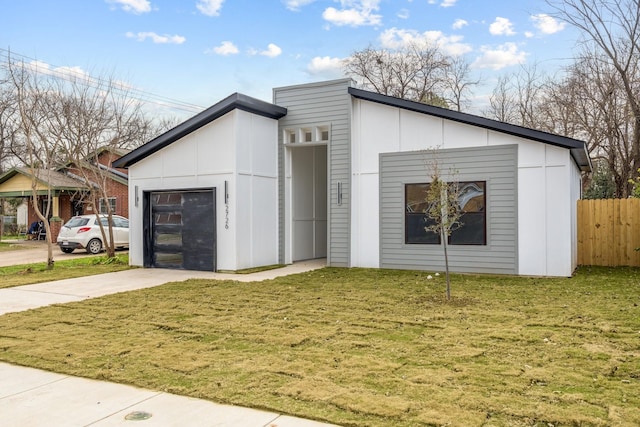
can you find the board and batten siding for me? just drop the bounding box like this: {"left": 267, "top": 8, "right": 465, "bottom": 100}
{"left": 379, "top": 145, "right": 518, "bottom": 274}
{"left": 274, "top": 79, "right": 353, "bottom": 267}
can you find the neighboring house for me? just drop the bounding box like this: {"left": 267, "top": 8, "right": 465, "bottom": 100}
{"left": 0, "top": 148, "right": 129, "bottom": 240}
{"left": 114, "top": 79, "right": 591, "bottom": 277}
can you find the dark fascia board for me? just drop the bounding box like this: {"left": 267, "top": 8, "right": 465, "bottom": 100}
{"left": 113, "top": 93, "right": 287, "bottom": 168}
{"left": 348, "top": 87, "right": 592, "bottom": 172}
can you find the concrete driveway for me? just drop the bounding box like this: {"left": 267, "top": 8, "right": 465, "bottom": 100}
{"left": 0, "top": 239, "right": 123, "bottom": 267}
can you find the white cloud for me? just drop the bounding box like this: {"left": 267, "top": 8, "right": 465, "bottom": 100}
{"left": 23, "top": 61, "right": 96, "bottom": 85}
{"left": 208, "top": 41, "right": 239, "bottom": 55}
{"left": 307, "top": 56, "right": 345, "bottom": 77}
{"left": 489, "top": 17, "right": 516, "bottom": 36}
{"left": 531, "top": 14, "right": 566, "bottom": 34}
{"left": 106, "top": 0, "right": 151, "bottom": 14}
{"left": 196, "top": 0, "right": 224, "bottom": 16}
{"left": 322, "top": 0, "right": 382, "bottom": 27}
{"left": 126, "top": 31, "right": 186, "bottom": 44}
{"left": 427, "top": 0, "right": 457, "bottom": 6}
{"left": 252, "top": 43, "right": 282, "bottom": 58}
{"left": 524, "top": 31, "right": 534, "bottom": 38}
{"left": 472, "top": 42, "right": 526, "bottom": 70}
{"left": 283, "top": 0, "right": 315, "bottom": 11}
{"left": 397, "top": 8, "right": 410, "bottom": 19}
{"left": 452, "top": 19, "right": 467, "bottom": 30}
{"left": 379, "top": 27, "right": 472, "bottom": 56}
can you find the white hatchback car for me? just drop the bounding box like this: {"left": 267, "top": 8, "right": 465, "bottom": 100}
{"left": 57, "top": 215, "right": 129, "bottom": 254}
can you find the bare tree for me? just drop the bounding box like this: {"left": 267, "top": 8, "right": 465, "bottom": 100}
{"left": 443, "top": 56, "right": 480, "bottom": 112}
{"left": 344, "top": 43, "right": 454, "bottom": 106}
{"left": 484, "top": 75, "right": 519, "bottom": 124}
{"left": 547, "top": 0, "right": 640, "bottom": 196}
{"left": 484, "top": 64, "right": 549, "bottom": 129}
{"left": 4, "top": 58, "right": 63, "bottom": 268}
{"left": 43, "top": 73, "right": 153, "bottom": 257}
{"left": 0, "top": 74, "right": 18, "bottom": 174}
{"left": 1, "top": 56, "right": 156, "bottom": 260}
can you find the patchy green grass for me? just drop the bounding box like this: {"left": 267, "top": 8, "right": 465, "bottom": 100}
{"left": 0, "top": 254, "right": 131, "bottom": 289}
{"left": 0, "top": 266, "right": 638, "bottom": 426}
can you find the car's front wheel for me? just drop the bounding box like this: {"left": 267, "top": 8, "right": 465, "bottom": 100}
{"left": 60, "top": 247, "right": 74, "bottom": 254}
{"left": 86, "top": 238, "right": 102, "bottom": 254}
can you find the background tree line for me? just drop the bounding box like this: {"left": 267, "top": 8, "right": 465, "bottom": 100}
{"left": 0, "top": 55, "right": 172, "bottom": 265}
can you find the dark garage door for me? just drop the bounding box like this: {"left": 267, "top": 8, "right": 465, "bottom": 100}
{"left": 145, "top": 189, "right": 216, "bottom": 271}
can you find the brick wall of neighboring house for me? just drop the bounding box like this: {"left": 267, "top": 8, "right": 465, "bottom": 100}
{"left": 98, "top": 151, "right": 129, "bottom": 176}
{"left": 27, "top": 195, "right": 75, "bottom": 225}
{"left": 58, "top": 197, "right": 73, "bottom": 220}
{"left": 103, "top": 179, "right": 130, "bottom": 218}
{"left": 65, "top": 160, "right": 129, "bottom": 218}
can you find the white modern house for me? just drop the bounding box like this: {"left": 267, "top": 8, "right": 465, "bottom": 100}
{"left": 114, "top": 79, "right": 590, "bottom": 277}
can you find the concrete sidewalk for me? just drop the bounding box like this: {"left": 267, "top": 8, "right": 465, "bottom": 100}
{"left": 0, "top": 260, "right": 340, "bottom": 427}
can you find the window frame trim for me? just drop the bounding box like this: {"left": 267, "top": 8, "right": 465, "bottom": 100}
{"left": 403, "top": 180, "right": 487, "bottom": 246}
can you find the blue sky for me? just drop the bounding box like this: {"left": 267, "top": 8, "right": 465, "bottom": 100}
{"left": 2, "top": 0, "right": 581, "bottom": 119}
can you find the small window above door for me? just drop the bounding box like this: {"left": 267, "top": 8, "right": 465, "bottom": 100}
{"left": 284, "top": 125, "right": 330, "bottom": 145}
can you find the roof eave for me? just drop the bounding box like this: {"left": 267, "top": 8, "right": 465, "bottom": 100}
{"left": 113, "top": 93, "right": 287, "bottom": 169}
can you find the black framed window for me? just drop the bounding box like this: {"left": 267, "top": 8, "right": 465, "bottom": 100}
{"left": 405, "top": 181, "right": 486, "bottom": 245}
{"left": 405, "top": 184, "right": 440, "bottom": 244}
{"left": 99, "top": 197, "right": 117, "bottom": 214}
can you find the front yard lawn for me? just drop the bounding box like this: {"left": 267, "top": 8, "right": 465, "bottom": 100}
{"left": 0, "top": 254, "right": 131, "bottom": 289}
{"left": 0, "top": 267, "right": 638, "bottom": 426}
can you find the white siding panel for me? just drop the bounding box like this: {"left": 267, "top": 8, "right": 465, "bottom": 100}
{"left": 236, "top": 174, "right": 251, "bottom": 269}
{"left": 442, "top": 120, "right": 487, "bottom": 149}
{"left": 358, "top": 102, "right": 400, "bottom": 173}
{"left": 161, "top": 137, "right": 196, "bottom": 177}
{"left": 546, "top": 164, "right": 571, "bottom": 276}
{"left": 354, "top": 173, "right": 380, "bottom": 267}
{"left": 518, "top": 167, "right": 546, "bottom": 275}
{"left": 546, "top": 144, "right": 568, "bottom": 167}
{"left": 196, "top": 112, "right": 235, "bottom": 176}
{"left": 236, "top": 112, "right": 252, "bottom": 175}
{"left": 399, "top": 110, "right": 443, "bottom": 151}
{"left": 129, "top": 154, "right": 163, "bottom": 180}
{"left": 516, "top": 138, "right": 545, "bottom": 168}
{"left": 250, "top": 114, "right": 279, "bottom": 178}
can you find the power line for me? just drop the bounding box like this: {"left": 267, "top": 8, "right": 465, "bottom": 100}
{"left": 0, "top": 48, "right": 206, "bottom": 114}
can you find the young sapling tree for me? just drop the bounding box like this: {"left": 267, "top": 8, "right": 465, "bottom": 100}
{"left": 423, "top": 155, "right": 463, "bottom": 300}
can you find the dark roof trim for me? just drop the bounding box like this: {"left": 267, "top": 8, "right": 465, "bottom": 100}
{"left": 113, "top": 93, "right": 287, "bottom": 168}
{"left": 348, "top": 87, "right": 591, "bottom": 172}
{"left": 97, "top": 163, "right": 128, "bottom": 185}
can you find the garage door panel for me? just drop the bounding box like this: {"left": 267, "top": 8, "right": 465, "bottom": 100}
{"left": 181, "top": 191, "right": 215, "bottom": 271}
{"left": 147, "top": 189, "right": 216, "bottom": 271}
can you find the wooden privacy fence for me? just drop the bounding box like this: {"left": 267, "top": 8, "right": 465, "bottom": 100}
{"left": 577, "top": 198, "right": 640, "bottom": 267}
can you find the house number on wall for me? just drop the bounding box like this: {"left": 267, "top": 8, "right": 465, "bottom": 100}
{"left": 225, "top": 203, "right": 229, "bottom": 229}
